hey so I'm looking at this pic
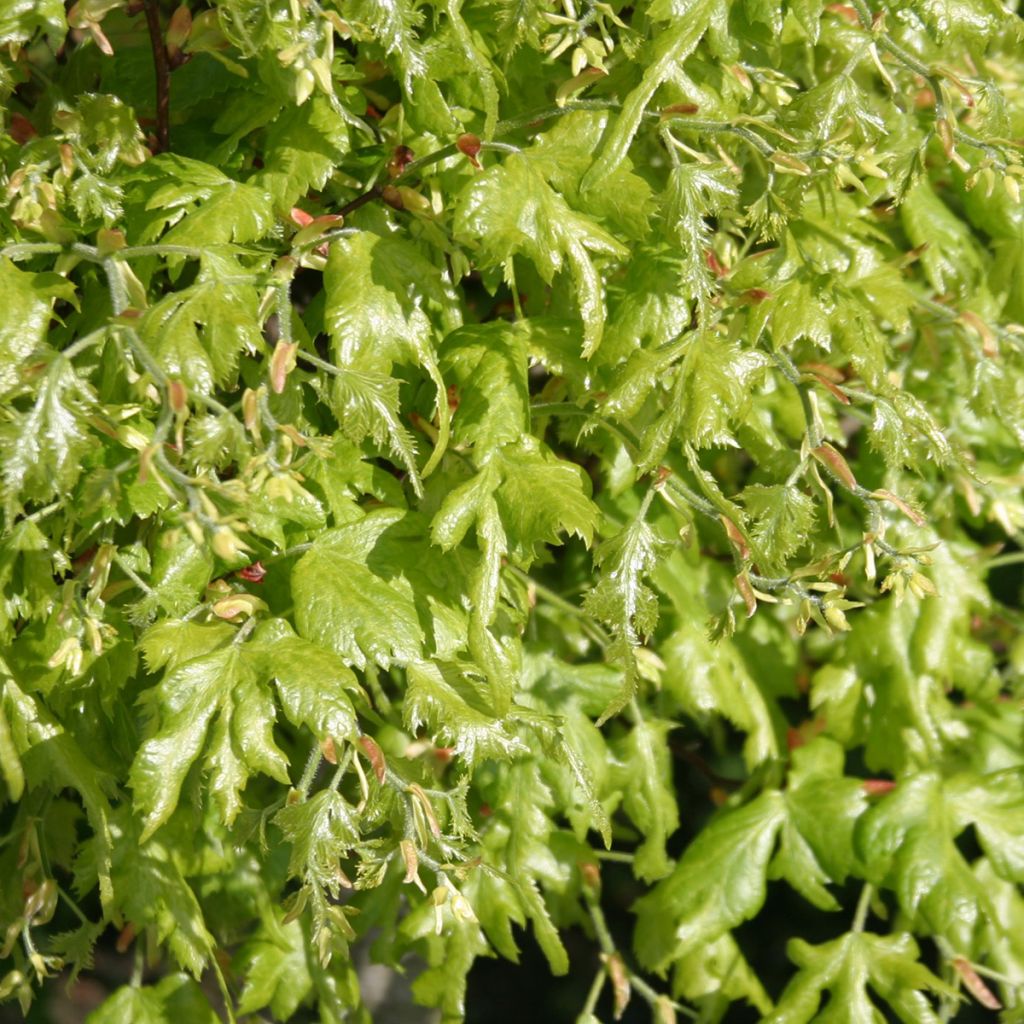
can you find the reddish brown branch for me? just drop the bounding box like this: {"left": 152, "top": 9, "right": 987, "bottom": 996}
{"left": 142, "top": 0, "right": 171, "bottom": 152}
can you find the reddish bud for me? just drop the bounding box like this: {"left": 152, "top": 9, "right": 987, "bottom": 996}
{"left": 237, "top": 561, "right": 267, "bottom": 583}
{"left": 862, "top": 779, "right": 897, "bottom": 796}
{"left": 269, "top": 340, "right": 297, "bottom": 394}
{"left": 387, "top": 145, "right": 415, "bottom": 178}
{"left": 381, "top": 184, "right": 404, "bottom": 210}
{"left": 812, "top": 443, "right": 858, "bottom": 491}
{"left": 952, "top": 958, "right": 1002, "bottom": 1010}
{"left": 358, "top": 735, "right": 387, "bottom": 782}
{"left": 579, "top": 860, "right": 601, "bottom": 891}
{"left": 706, "top": 249, "right": 728, "bottom": 277}
{"left": 661, "top": 102, "right": 699, "bottom": 116}
{"left": 457, "top": 133, "right": 482, "bottom": 168}
{"left": 825, "top": 3, "right": 859, "bottom": 22}
{"left": 8, "top": 115, "right": 36, "bottom": 143}
{"left": 116, "top": 923, "right": 136, "bottom": 953}
{"left": 168, "top": 378, "right": 188, "bottom": 415}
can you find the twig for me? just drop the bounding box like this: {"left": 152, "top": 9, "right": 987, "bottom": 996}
{"left": 142, "top": 0, "right": 171, "bottom": 152}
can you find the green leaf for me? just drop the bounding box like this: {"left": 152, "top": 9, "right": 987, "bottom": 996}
{"left": 672, "top": 932, "right": 772, "bottom": 1014}
{"left": 404, "top": 661, "right": 528, "bottom": 767}
{"left": 104, "top": 808, "right": 216, "bottom": 976}
{"left": 909, "top": 0, "right": 1019, "bottom": 46}
{"left": 348, "top": 0, "right": 426, "bottom": 85}
{"left": 634, "top": 791, "right": 786, "bottom": 971}
{"left": 661, "top": 164, "right": 736, "bottom": 316}
{"left": 145, "top": 155, "right": 274, "bottom": 245}
{"left": 259, "top": 628, "right": 360, "bottom": 743}
{"left": 740, "top": 484, "right": 816, "bottom": 572}
{"left": 770, "top": 739, "right": 868, "bottom": 911}
{"left": 139, "top": 255, "right": 261, "bottom": 391}
{"left": 48, "top": 920, "right": 104, "bottom": 986}
{"left": 525, "top": 110, "right": 654, "bottom": 239}
{"left": 584, "top": 512, "right": 666, "bottom": 722}
{"left": 326, "top": 367, "right": 424, "bottom": 497}
{"left": 86, "top": 985, "right": 169, "bottom": 1024}
{"left": 581, "top": 1, "right": 715, "bottom": 192}
{"left": 0, "top": 257, "right": 77, "bottom": 399}
{"left": 455, "top": 153, "right": 628, "bottom": 357}
{"left": 0, "top": 359, "right": 94, "bottom": 517}
{"left": 764, "top": 931, "right": 955, "bottom": 1024}
{"left": 250, "top": 96, "right": 350, "bottom": 210}
{"left": 236, "top": 916, "right": 314, "bottom": 1020}
{"left": 324, "top": 231, "right": 457, "bottom": 374}
{"left": 292, "top": 515, "right": 426, "bottom": 669}
{"left": 57, "top": 94, "right": 148, "bottom": 173}
{"left": 439, "top": 323, "right": 529, "bottom": 453}
{"left": 945, "top": 771, "right": 1024, "bottom": 883}
{"left": 490, "top": 440, "right": 598, "bottom": 559}
{"left": 86, "top": 974, "right": 221, "bottom": 1024}
{"left": 0, "top": 0, "right": 65, "bottom": 45}
{"left": 639, "top": 334, "right": 769, "bottom": 466}
{"left": 273, "top": 789, "right": 360, "bottom": 909}
{"left": 612, "top": 716, "right": 679, "bottom": 880}
{"left": 855, "top": 772, "right": 997, "bottom": 951}
{"left": 900, "top": 181, "right": 984, "bottom": 295}
{"left": 662, "top": 620, "right": 779, "bottom": 768}
{"left": 130, "top": 643, "right": 289, "bottom": 838}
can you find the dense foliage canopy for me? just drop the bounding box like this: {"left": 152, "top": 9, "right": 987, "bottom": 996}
{"left": 1, "top": 0, "right": 1024, "bottom": 1020}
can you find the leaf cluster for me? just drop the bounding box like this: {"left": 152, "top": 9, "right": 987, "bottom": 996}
{"left": 1, "top": 0, "right": 1024, "bottom": 1021}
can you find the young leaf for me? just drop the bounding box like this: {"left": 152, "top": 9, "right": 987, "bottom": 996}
{"left": 455, "top": 153, "right": 628, "bottom": 357}
{"left": 765, "top": 931, "right": 956, "bottom": 1024}
{"left": 584, "top": 511, "right": 666, "bottom": 722}
{"left": 634, "top": 792, "right": 787, "bottom": 971}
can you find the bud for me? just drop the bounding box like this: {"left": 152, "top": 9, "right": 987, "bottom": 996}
{"left": 555, "top": 66, "right": 607, "bottom": 108}
{"left": 395, "top": 186, "right": 430, "bottom": 213}
{"left": 294, "top": 67, "right": 316, "bottom": 106}
{"left": 267, "top": 473, "right": 311, "bottom": 504}
{"left": 237, "top": 561, "right": 267, "bottom": 583}
{"left": 47, "top": 636, "right": 84, "bottom": 675}
{"left": 96, "top": 227, "right": 125, "bottom": 256}
{"left": 210, "top": 526, "right": 253, "bottom": 563}
{"left": 85, "top": 617, "right": 104, "bottom": 656}
{"left": 449, "top": 888, "right": 476, "bottom": 924}
{"left": 387, "top": 145, "right": 416, "bottom": 178}
{"left": 24, "top": 879, "right": 57, "bottom": 925}
{"left": 168, "top": 378, "right": 188, "bottom": 415}
{"left": 381, "top": 184, "right": 404, "bottom": 210}
{"left": 211, "top": 593, "right": 267, "bottom": 621}
{"left": 269, "top": 340, "right": 297, "bottom": 394}
{"left": 117, "top": 424, "right": 150, "bottom": 451}
{"left": 182, "top": 514, "right": 205, "bottom": 547}
{"left": 0, "top": 970, "right": 25, "bottom": 1001}
{"left": 400, "top": 839, "right": 426, "bottom": 892}
{"left": 822, "top": 603, "right": 850, "bottom": 632}
{"left": 310, "top": 56, "right": 333, "bottom": 94}
{"left": 431, "top": 886, "right": 449, "bottom": 935}
{"left": 166, "top": 4, "right": 192, "bottom": 63}
{"left": 242, "top": 387, "right": 260, "bottom": 437}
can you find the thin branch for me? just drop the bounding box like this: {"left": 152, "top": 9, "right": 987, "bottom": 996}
{"left": 142, "top": 0, "right": 171, "bottom": 153}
